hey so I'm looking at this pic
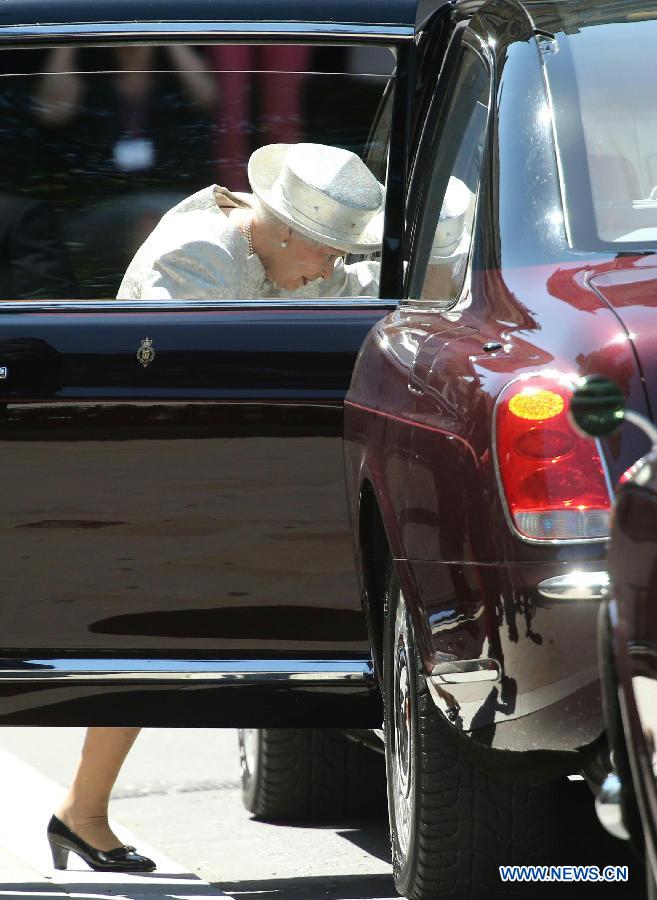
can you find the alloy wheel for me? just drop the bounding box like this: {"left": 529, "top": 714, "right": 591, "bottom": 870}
{"left": 390, "top": 590, "right": 415, "bottom": 858}
{"left": 239, "top": 727, "right": 259, "bottom": 779}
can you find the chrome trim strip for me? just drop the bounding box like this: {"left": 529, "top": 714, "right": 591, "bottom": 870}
{"left": 430, "top": 657, "right": 501, "bottom": 685}
{"left": 0, "top": 298, "right": 397, "bottom": 313}
{"left": 0, "top": 22, "right": 413, "bottom": 43}
{"left": 0, "top": 658, "right": 375, "bottom": 684}
{"left": 538, "top": 570, "right": 609, "bottom": 601}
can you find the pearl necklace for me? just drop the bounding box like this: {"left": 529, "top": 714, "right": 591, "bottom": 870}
{"left": 240, "top": 219, "right": 254, "bottom": 256}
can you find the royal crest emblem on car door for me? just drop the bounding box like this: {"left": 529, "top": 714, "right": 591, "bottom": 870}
{"left": 136, "top": 337, "right": 155, "bottom": 368}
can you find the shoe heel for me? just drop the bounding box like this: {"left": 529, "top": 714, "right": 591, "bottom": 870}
{"left": 49, "top": 841, "right": 69, "bottom": 870}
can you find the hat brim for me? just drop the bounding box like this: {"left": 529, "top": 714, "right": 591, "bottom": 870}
{"left": 248, "top": 144, "right": 383, "bottom": 254}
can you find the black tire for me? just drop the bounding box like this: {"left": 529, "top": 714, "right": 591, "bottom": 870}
{"left": 383, "top": 564, "right": 570, "bottom": 900}
{"left": 598, "top": 600, "right": 643, "bottom": 847}
{"left": 238, "top": 727, "right": 386, "bottom": 822}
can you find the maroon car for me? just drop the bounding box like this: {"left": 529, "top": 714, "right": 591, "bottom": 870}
{"left": 571, "top": 377, "right": 657, "bottom": 898}
{"left": 342, "top": 1, "right": 657, "bottom": 897}
{"left": 607, "top": 445, "right": 657, "bottom": 900}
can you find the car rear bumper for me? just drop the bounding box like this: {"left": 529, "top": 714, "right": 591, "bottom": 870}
{"left": 396, "top": 558, "right": 605, "bottom": 754}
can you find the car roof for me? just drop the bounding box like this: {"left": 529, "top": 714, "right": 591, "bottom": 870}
{"left": 6, "top": 0, "right": 647, "bottom": 42}
{"left": 522, "top": 0, "right": 655, "bottom": 33}
{"left": 0, "top": 0, "right": 453, "bottom": 36}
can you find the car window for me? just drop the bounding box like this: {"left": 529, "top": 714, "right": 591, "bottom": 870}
{"left": 543, "top": 19, "right": 657, "bottom": 252}
{"left": 409, "top": 43, "right": 490, "bottom": 305}
{"left": 0, "top": 44, "right": 393, "bottom": 302}
{"left": 363, "top": 78, "right": 394, "bottom": 184}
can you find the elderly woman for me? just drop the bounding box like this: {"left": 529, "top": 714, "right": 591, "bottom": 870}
{"left": 47, "top": 142, "right": 471, "bottom": 874}
{"left": 117, "top": 142, "right": 384, "bottom": 301}
{"left": 117, "top": 141, "right": 471, "bottom": 302}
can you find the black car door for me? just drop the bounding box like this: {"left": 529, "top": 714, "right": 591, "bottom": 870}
{"left": 0, "top": 36, "right": 398, "bottom": 724}
{"left": 0, "top": 301, "right": 391, "bottom": 658}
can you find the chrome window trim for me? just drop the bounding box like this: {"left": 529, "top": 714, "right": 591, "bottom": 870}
{"left": 0, "top": 298, "right": 398, "bottom": 313}
{"left": 0, "top": 658, "right": 375, "bottom": 683}
{"left": 405, "top": 31, "right": 493, "bottom": 306}
{"left": 0, "top": 22, "right": 414, "bottom": 45}
{"left": 535, "top": 33, "right": 573, "bottom": 249}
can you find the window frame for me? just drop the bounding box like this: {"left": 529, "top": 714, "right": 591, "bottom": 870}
{"left": 403, "top": 28, "right": 492, "bottom": 310}
{"left": 0, "top": 33, "right": 408, "bottom": 307}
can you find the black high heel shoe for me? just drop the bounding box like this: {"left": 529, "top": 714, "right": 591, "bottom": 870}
{"left": 47, "top": 815, "right": 156, "bottom": 872}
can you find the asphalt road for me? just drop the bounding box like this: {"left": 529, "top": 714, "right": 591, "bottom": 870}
{"left": 0, "top": 726, "right": 647, "bottom": 900}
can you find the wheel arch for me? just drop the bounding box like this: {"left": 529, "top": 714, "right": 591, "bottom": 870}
{"left": 357, "top": 471, "right": 438, "bottom": 684}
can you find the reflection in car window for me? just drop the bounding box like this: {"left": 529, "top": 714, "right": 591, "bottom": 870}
{"left": 364, "top": 78, "right": 394, "bottom": 184}
{"left": 0, "top": 44, "right": 393, "bottom": 301}
{"left": 412, "top": 45, "right": 489, "bottom": 305}
{"left": 544, "top": 19, "right": 657, "bottom": 252}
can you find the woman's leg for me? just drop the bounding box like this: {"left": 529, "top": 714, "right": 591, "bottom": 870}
{"left": 55, "top": 726, "right": 140, "bottom": 851}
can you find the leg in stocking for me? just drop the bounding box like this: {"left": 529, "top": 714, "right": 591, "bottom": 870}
{"left": 56, "top": 726, "right": 141, "bottom": 851}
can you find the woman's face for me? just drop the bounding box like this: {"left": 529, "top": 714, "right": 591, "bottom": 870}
{"left": 266, "top": 232, "right": 343, "bottom": 291}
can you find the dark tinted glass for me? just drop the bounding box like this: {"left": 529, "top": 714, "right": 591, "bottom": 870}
{"left": 0, "top": 44, "right": 392, "bottom": 300}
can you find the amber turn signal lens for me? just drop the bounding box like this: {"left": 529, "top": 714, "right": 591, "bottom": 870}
{"left": 508, "top": 389, "right": 565, "bottom": 422}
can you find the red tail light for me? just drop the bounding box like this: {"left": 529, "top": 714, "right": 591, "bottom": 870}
{"left": 495, "top": 375, "right": 611, "bottom": 541}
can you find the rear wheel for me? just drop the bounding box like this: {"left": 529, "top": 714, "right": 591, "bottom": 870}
{"left": 238, "top": 727, "right": 386, "bottom": 822}
{"left": 384, "top": 564, "right": 568, "bottom": 900}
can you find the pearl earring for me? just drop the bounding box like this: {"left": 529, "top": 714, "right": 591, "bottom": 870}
{"left": 280, "top": 240, "right": 288, "bottom": 248}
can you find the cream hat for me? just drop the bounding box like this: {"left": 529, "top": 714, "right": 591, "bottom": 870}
{"left": 248, "top": 143, "right": 384, "bottom": 253}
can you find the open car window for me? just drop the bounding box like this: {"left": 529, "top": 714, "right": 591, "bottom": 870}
{"left": 0, "top": 44, "right": 394, "bottom": 302}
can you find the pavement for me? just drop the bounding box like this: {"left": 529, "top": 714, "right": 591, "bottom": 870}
{"left": 0, "top": 729, "right": 398, "bottom": 900}
{"left": 0, "top": 745, "right": 236, "bottom": 900}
